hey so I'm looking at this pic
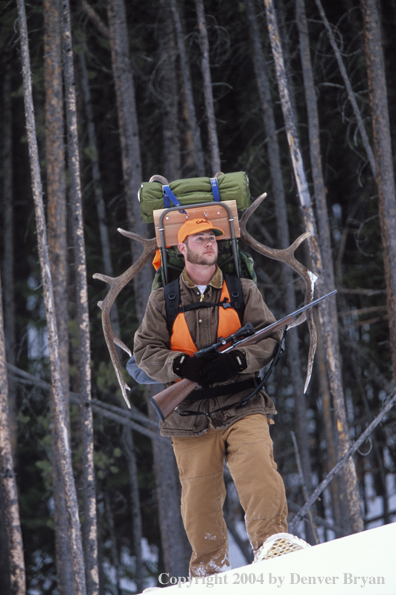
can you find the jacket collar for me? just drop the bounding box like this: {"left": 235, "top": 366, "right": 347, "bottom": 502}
{"left": 181, "top": 265, "right": 223, "bottom": 290}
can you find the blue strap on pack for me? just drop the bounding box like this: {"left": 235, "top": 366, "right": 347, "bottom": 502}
{"left": 163, "top": 184, "right": 187, "bottom": 215}
{"left": 210, "top": 177, "right": 221, "bottom": 201}
{"left": 163, "top": 178, "right": 220, "bottom": 210}
{"left": 163, "top": 185, "right": 181, "bottom": 208}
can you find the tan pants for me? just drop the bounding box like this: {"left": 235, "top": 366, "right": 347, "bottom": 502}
{"left": 172, "top": 414, "right": 288, "bottom": 577}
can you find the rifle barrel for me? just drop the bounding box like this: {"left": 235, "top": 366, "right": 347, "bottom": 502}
{"left": 223, "top": 289, "right": 337, "bottom": 352}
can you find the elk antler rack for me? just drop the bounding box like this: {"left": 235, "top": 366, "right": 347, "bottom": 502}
{"left": 94, "top": 192, "right": 318, "bottom": 407}
{"left": 239, "top": 193, "right": 317, "bottom": 391}
{"left": 93, "top": 231, "right": 157, "bottom": 408}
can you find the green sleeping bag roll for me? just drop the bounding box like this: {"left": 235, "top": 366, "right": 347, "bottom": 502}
{"left": 138, "top": 171, "right": 251, "bottom": 223}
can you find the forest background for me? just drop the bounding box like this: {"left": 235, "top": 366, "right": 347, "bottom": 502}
{"left": 0, "top": 0, "right": 396, "bottom": 594}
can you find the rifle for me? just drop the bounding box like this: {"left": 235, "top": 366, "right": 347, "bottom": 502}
{"left": 150, "top": 289, "right": 337, "bottom": 421}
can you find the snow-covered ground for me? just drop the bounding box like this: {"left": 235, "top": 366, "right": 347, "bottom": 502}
{"left": 140, "top": 522, "right": 396, "bottom": 595}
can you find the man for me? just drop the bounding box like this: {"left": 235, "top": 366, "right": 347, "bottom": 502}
{"left": 133, "top": 218, "right": 308, "bottom": 577}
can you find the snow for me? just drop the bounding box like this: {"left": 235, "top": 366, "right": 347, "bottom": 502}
{"left": 140, "top": 522, "right": 396, "bottom": 595}
{"left": 364, "top": 473, "right": 396, "bottom": 529}
{"left": 307, "top": 270, "right": 318, "bottom": 298}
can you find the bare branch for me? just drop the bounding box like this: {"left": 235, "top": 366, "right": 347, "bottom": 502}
{"left": 7, "top": 363, "right": 166, "bottom": 443}
{"left": 289, "top": 389, "right": 396, "bottom": 531}
{"left": 315, "top": 0, "right": 376, "bottom": 176}
{"left": 81, "top": 0, "right": 109, "bottom": 38}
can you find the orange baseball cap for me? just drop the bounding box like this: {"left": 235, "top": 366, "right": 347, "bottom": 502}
{"left": 177, "top": 218, "right": 224, "bottom": 244}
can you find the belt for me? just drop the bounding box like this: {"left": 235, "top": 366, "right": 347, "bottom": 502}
{"left": 185, "top": 378, "right": 258, "bottom": 402}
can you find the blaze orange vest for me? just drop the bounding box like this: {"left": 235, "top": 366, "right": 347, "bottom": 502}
{"left": 170, "top": 281, "right": 242, "bottom": 357}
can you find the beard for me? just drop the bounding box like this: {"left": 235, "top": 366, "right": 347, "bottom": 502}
{"left": 185, "top": 245, "right": 218, "bottom": 266}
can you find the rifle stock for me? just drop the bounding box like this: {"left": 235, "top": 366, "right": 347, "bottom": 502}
{"left": 150, "top": 378, "right": 198, "bottom": 422}
{"left": 149, "top": 322, "right": 280, "bottom": 421}
{"left": 150, "top": 290, "right": 337, "bottom": 421}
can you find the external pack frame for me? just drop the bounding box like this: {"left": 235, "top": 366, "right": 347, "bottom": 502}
{"left": 154, "top": 200, "right": 241, "bottom": 286}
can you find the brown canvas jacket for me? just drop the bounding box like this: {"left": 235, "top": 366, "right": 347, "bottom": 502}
{"left": 133, "top": 267, "right": 282, "bottom": 436}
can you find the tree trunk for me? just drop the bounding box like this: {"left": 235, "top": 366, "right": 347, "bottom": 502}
{"left": 360, "top": 0, "right": 396, "bottom": 385}
{"left": 276, "top": 0, "right": 299, "bottom": 121}
{"left": 194, "top": 0, "right": 221, "bottom": 174}
{"left": 107, "top": 0, "right": 190, "bottom": 577}
{"left": 245, "top": 0, "right": 315, "bottom": 541}
{"left": 44, "top": 2, "right": 76, "bottom": 593}
{"left": 296, "top": 0, "right": 361, "bottom": 533}
{"left": 122, "top": 427, "right": 144, "bottom": 593}
{"left": 263, "top": 0, "right": 318, "bottom": 263}
{"left": 17, "top": 1, "right": 87, "bottom": 592}
{"left": 0, "top": 278, "right": 25, "bottom": 595}
{"left": 107, "top": 0, "right": 153, "bottom": 316}
{"left": 79, "top": 50, "right": 120, "bottom": 340}
{"left": 264, "top": 0, "right": 363, "bottom": 533}
{"left": 62, "top": 2, "right": 99, "bottom": 593}
{"left": 1, "top": 53, "right": 17, "bottom": 462}
{"left": 169, "top": 0, "right": 205, "bottom": 176}
{"left": 79, "top": 51, "right": 113, "bottom": 281}
{"left": 103, "top": 492, "right": 122, "bottom": 595}
{"left": 147, "top": 397, "right": 192, "bottom": 577}
{"left": 158, "top": 0, "right": 181, "bottom": 181}
{"left": 0, "top": 486, "right": 11, "bottom": 595}
{"left": 45, "top": 0, "right": 69, "bottom": 407}
{"left": 1, "top": 57, "right": 20, "bottom": 588}
{"left": 315, "top": 318, "right": 343, "bottom": 531}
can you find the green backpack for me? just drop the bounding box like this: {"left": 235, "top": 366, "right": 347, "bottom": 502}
{"left": 139, "top": 172, "right": 251, "bottom": 223}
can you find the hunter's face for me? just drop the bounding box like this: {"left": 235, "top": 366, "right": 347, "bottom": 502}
{"left": 182, "top": 231, "right": 218, "bottom": 266}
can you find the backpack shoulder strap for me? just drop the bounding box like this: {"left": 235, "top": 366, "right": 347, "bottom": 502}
{"left": 164, "top": 278, "right": 180, "bottom": 335}
{"left": 224, "top": 273, "right": 245, "bottom": 323}
{"left": 164, "top": 274, "right": 245, "bottom": 333}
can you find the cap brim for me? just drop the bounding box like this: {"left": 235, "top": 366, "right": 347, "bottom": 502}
{"left": 178, "top": 224, "right": 224, "bottom": 244}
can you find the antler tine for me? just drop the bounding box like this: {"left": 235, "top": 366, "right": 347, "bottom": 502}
{"left": 239, "top": 194, "right": 317, "bottom": 393}
{"left": 93, "top": 232, "right": 157, "bottom": 408}
{"left": 239, "top": 191, "right": 268, "bottom": 223}
{"left": 149, "top": 174, "right": 169, "bottom": 185}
